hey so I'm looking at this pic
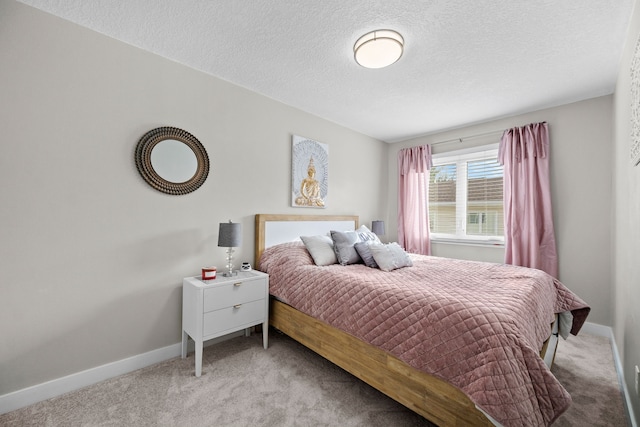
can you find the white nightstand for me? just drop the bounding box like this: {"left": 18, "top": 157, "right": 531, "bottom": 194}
{"left": 181, "top": 270, "right": 269, "bottom": 377}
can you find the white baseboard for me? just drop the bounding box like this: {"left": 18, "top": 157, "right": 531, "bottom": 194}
{"left": 580, "top": 321, "right": 612, "bottom": 337}
{"left": 0, "top": 331, "right": 244, "bottom": 415}
{"left": 579, "top": 321, "right": 637, "bottom": 427}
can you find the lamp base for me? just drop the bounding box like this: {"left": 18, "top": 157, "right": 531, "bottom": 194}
{"left": 222, "top": 247, "right": 236, "bottom": 277}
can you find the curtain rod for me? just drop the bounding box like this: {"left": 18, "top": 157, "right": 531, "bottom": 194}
{"left": 430, "top": 129, "right": 504, "bottom": 146}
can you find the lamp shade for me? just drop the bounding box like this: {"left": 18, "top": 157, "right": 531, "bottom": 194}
{"left": 371, "top": 220, "right": 385, "bottom": 236}
{"left": 354, "top": 30, "right": 404, "bottom": 69}
{"left": 218, "top": 221, "right": 242, "bottom": 247}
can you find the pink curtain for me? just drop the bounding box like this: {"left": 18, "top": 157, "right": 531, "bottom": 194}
{"left": 498, "top": 122, "right": 558, "bottom": 278}
{"left": 397, "top": 145, "right": 432, "bottom": 255}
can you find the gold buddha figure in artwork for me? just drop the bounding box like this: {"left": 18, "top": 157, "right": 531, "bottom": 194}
{"left": 295, "top": 157, "right": 324, "bottom": 207}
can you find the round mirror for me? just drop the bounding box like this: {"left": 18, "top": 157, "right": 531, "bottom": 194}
{"left": 135, "top": 127, "right": 209, "bottom": 195}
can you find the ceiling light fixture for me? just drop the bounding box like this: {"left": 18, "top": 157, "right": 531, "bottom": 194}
{"left": 353, "top": 29, "right": 404, "bottom": 69}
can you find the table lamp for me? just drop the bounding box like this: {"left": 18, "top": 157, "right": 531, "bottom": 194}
{"left": 372, "top": 220, "right": 385, "bottom": 237}
{"left": 218, "top": 220, "right": 242, "bottom": 277}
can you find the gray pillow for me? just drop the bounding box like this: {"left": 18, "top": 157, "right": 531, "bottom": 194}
{"left": 354, "top": 241, "right": 380, "bottom": 268}
{"left": 330, "top": 230, "right": 362, "bottom": 265}
{"left": 300, "top": 235, "right": 337, "bottom": 266}
{"left": 368, "top": 243, "right": 413, "bottom": 272}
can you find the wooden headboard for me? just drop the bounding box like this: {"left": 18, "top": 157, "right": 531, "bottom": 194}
{"left": 254, "top": 214, "right": 359, "bottom": 268}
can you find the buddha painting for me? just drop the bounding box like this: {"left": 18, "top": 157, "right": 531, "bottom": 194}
{"left": 291, "top": 135, "right": 328, "bottom": 208}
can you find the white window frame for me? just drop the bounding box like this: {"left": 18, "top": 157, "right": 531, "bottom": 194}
{"left": 429, "top": 143, "right": 504, "bottom": 245}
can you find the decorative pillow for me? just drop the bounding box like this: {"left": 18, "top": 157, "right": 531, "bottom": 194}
{"left": 330, "top": 230, "right": 362, "bottom": 265}
{"left": 369, "top": 243, "right": 413, "bottom": 272}
{"left": 300, "top": 235, "right": 337, "bottom": 266}
{"left": 354, "top": 241, "right": 381, "bottom": 268}
{"left": 356, "top": 225, "right": 381, "bottom": 243}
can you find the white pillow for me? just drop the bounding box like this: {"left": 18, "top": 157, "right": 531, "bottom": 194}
{"left": 369, "top": 243, "right": 413, "bottom": 272}
{"left": 300, "top": 235, "right": 337, "bottom": 266}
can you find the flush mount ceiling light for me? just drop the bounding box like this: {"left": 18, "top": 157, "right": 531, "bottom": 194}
{"left": 354, "top": 29, "right": 404, "bottom": 69}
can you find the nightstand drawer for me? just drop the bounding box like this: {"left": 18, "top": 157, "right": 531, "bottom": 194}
{"left": 203, "top": 279, "right": 266, "bottom": 312}
{"left": 203, "top": 299, "right": 266, "bottom": 336}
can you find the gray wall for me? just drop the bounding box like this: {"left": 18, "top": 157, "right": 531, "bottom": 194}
{"left": 385, "top": 96, "right": 614, "bottom": 327}
{"left": 613, "top": 0, "right": 640, "bottom": 421}
{"left": 0, "top": 1, "right": 387, "bottom": 395}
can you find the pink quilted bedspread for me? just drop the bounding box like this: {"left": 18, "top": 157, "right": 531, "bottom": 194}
{"left": 260, "top": 242, "right": 590, "bottom": 427}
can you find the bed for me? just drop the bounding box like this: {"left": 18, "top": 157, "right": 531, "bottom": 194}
{"left": 254, "top": 214, "right": 590, "bottom": 427}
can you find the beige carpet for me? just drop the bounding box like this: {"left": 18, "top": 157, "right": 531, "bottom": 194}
{"left": 551, "top": 333, "right": 629, "bottom": 426}
{"left": 0, "top": 330, "right": 630, "bottom": 426}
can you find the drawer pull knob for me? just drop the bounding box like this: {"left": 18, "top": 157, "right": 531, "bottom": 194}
{"left": 233, "top": 304, "right": 242, "bottom": 309}
{"left": 233, "top": 282, "right": 242, "bottom": 287}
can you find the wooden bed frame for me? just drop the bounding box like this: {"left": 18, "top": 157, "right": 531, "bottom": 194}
{"left": 254, "top": 213, "right": 556, "bottom": 426}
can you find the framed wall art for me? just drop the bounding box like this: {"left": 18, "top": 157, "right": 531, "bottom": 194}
{"left": 631, "top": 32, "right": 640, "bottom": 166}
{"left": 291, "top": 135, "right": 328, "bottom": 208}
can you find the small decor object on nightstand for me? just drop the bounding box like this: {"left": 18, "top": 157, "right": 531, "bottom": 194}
{"left": 218, "top": 220, "right": 242, "bottom": 277}
{"left": 201, "top": 267, "right": 216, "bottom": 280}
{"left": 241, "top": 262, "right": 252, "bottom": 271}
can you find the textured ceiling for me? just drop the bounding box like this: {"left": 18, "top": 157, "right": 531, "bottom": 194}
{"left": 17, "top": 0, "right": 634, "bottom": 142}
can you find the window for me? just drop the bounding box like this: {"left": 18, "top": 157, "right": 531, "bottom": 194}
{"left": 428, "top": 144, "right": 504, "bottom": 243}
